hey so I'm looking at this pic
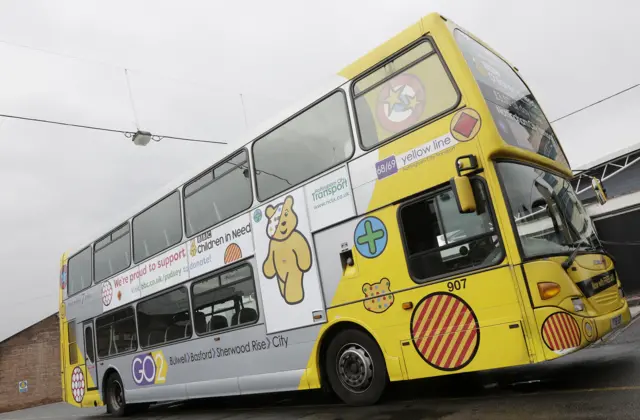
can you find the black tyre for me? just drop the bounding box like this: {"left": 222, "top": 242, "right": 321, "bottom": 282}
{"left": 105, "top": 373, "right": 128, "bottom": 417}
{"left": 324, "top": 329, "right": 387, "bottom": 406}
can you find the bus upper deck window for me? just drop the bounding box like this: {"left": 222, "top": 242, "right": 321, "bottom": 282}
{"left": 353, "top": 40, "right": 459, "bottom": 149}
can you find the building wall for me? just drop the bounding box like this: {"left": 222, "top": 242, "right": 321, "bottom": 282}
{"left": 593, "top": 208, "right": 640, "bottom": 295}
{"left": 0, "top": 314, "right": 61, "bottom": 413}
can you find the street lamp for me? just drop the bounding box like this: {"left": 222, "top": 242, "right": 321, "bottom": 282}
{"left": 131, "top": 130, "right": 152, "bottom": 146}
{"left": 127, "top": 130, "right": 226, "bottom": 146}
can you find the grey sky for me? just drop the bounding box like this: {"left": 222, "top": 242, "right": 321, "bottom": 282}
{"left": 1, "top": 0, "right": 639, "bottom": 342}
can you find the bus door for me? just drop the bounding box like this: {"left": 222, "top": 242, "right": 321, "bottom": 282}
{"left": 82, "top": 321, "right": 98, "bottom": 391}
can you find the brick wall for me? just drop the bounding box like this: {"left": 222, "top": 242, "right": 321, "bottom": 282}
{"left": 0, "top": 314, "right": 62, "bottom": 413}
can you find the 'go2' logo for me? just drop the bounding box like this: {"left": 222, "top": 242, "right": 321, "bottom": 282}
{"left": 131, "top": 351, "right": 167, "bottom": 386}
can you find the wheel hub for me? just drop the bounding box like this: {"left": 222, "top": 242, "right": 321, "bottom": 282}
{"left": 336, "top": 343, "right": 373, "bottom": 393}
{"left": 110, "top": 380, "right": 123, "bottom": 411}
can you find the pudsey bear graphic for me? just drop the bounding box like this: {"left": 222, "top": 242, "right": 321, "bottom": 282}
{"left": 362, "top": 278, "right": 394, "bottom": 313}
{"left": 262, "top": 195, "right": 312, "bottom": 305}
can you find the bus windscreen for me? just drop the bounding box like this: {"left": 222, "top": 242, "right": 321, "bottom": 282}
{"left": 453, "top": 29, "right": 569, "bottom": 169}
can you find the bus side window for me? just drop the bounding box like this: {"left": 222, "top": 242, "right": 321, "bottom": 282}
{"left": 136, "top": 287, "right": 191, "bottom": 349}
{"left": 84, "top": 326, "right": 95, "bottom": 364}
{"left": 191, "top": 264, "right": 259, "bottom": 335}
{"left": 94, "top": 223, "right": 131, "bottom": 283}
{"left": 67, "top": 247, "right": 92, "bottom": 296}
{"left": 252, "top": 91, "right": 353, "bottom": 202}
{"left": 184, "top": 150, "right": 253, "bottom": 237}
{"left": 399, "top": 181, "right": 501, "bottom": 282}
{"left": 67, "top": 320, "right": 78, "bottom": 365}
{"left": 132, "top": 192, "right": 182, "bottom": 264}
{"left": 95, "top": 307, "right": 138, "bottom": 359}
{"left": 353, "top": 40, "right": 459, "bottom": 149}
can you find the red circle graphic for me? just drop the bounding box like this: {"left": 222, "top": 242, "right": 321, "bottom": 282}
{"left": 410, "top": 292, "right": 480, "bottom": 371}
{"left": 542, "top": 312, "right": 581, "bottom": 351}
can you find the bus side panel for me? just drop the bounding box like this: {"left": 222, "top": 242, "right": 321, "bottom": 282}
{"left": 59, "top": 322, "right": 101, "bottom": 407}
{"left": 314, "top": 217, "right": 361, "bottom": 309}
{"left": 311, "top": 202, "right": 531, "bottom": 383}
{"left": 97, "top": 258, "right": 321, "bottom": 404}
{"left": 99, "top": 323, "right": 322, "bottom": 403}
{"left": 62, "top": 284, "right": 103, "bottom": 408}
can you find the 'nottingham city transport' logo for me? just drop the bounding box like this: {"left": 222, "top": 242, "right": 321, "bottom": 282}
{"left": 131, "top": 351, "right": 167, "bottom": 386}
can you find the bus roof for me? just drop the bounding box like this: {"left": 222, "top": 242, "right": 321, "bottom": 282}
{"left": 66, "top": 11, "right": 504, "bottom": 256}
{"left": 67, "top": 73, "right": 347, "bottom": 254}
{"left": 338, "top": 12, "right": 444, "bottom": 80}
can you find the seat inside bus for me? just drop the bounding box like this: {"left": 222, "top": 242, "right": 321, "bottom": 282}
{"left": 194, "top": 311, "right": 207, "bottom": 333}
{"left": 165, "top": 324, "right": 186, "bottom": 342}
{"left": 147, "top": 330, "right": 165, "bottom": 347}
{"left": 209, "top": 315, "right": 228, "bottom": 331}
{"left": 232, "top": 308, "right": 258, "bottom": 325}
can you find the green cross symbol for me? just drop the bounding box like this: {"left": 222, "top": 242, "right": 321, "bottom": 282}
{"left": 357, "top": 220, "right": 385, "bottom": 255}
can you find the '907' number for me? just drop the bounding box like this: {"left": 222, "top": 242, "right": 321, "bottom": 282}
{"left": 447, "top": 279, "right": 466, "bottom": 292}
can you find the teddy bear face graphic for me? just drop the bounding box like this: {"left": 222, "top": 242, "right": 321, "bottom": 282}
{"left": 362, "top": 278, "right": 394, "bottom": 313}
{"left": 265, "top": 201, "right": 298, "bottom": 241}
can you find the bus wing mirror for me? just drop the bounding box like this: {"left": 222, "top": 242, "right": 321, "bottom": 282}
{"left": 591, "top": 177, "right": 607, "bottom": 205}
{"left": 450, "top": 176, "right": 477, "bottom": 213}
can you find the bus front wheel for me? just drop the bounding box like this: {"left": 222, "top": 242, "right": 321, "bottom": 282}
{"left": 324, "top": 328, "right": 387, "bottom": 406}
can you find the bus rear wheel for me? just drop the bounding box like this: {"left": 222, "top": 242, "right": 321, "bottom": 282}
{"left": 105, "top": 373, "right": 150, "bottom": 417}
{"left": 105, "top": 373, "right": 127, "bottom": 417}
{"left": 324, "top": 329, "right": 387, "bottom": 406}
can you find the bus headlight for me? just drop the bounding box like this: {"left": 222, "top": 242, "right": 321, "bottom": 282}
{"left": 572, "top": 298, "right": 585, "bottom": 312}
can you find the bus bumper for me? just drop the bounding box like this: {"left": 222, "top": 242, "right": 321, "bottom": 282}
{"left": 535, "top": 299, "right": 631, "bottom": 361}
{"left": 592, "top": 299, "right": 631, "bottom": 342}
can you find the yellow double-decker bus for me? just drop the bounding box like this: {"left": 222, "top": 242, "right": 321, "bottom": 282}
{"left": 59, "top": 13, "right": 628, "bottom": 416}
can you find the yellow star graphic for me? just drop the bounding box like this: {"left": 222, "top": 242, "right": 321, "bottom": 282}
{"left": 407, "top": 95, "right": 420, "bottom": 110}
{"left": 384, "top": 86, "right": 403, "bottom": 116}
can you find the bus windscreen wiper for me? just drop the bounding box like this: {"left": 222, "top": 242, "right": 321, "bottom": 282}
{"left": 561, "top": 239, "right": 591, "bottom": 270}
